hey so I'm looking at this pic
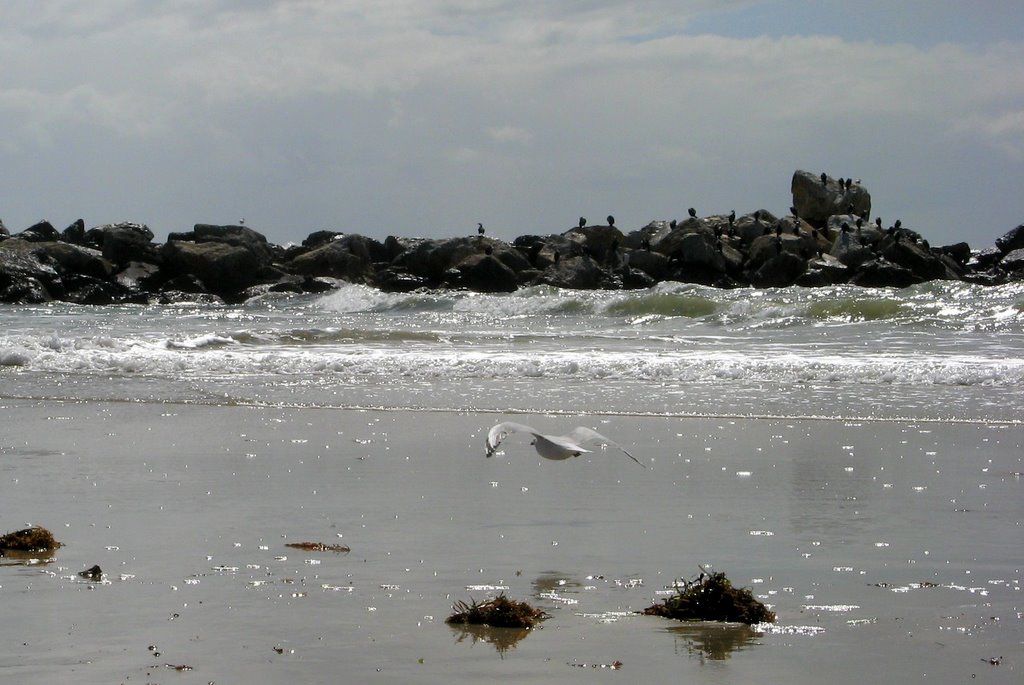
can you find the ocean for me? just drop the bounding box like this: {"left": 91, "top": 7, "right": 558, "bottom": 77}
{"left": 2, "top": 281, "right": 1022, "bottom": 683}
{"left": 3, "top": 280, "right": 1023, "bottom": 419}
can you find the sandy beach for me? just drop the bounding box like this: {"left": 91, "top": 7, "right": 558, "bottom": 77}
{"left": 1, "top": 399, "right": 1020, "bottom": 684}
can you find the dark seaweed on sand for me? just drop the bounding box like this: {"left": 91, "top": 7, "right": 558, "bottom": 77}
{"left": 642, "top": 570, "right": 775, "bottom": 625}
{"left": 284, "top": 541, "right": 350, "bottom": 553}
{"left": 0, "top": 526, "right": 62, "bottom": 553}
{"left": 445, "top": 593, "right": 549, "bottom": 629}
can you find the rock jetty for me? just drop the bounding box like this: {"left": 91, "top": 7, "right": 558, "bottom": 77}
{"left": 1, "top": 171, "right": 1021, "bottom": 305}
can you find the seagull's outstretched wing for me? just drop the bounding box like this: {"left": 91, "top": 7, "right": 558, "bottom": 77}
{"left": 565, "top": 427, "right": 645, "bottom": 467}
{"left": 486, "top": 421, "right": 539, "bottom": 457}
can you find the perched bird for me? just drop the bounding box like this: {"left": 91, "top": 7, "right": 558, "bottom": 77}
{"left": 670, "top": 219, "right": 677, "bottom": 229}
{"left": 579, "top": 216, "right": 587, "bottom": 229}
{"left": 728, "top": 210, "right": 736, "bottom": 225}
{"left": 607, "top": 215, "right": 616, "bottom": 227}
{"left": 820, "top": 172, "right": 828, "bottom": 186}
{"left": 477, "top": 222, "right": 485, "bottom": 235}
{"left": 485, "top": 421, "right": 644, "bottom": 467}
{"left": 688, "top": 207, "right": 697, "bottom": 218}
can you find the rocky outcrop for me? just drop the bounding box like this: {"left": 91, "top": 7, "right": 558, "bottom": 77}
{"left": 792, "top": 170, "right": 871, "bottom": 226}
{"left": 0, "top": 171, "right": 1020, "bottom": 304}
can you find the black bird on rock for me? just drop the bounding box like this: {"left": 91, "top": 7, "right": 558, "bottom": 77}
{"left": 579, "top": 216, "right": 587, "bottom": 229}
{"left": 820, "top": 172, "right": 828, "bottom": 186}
{"left": 606, "top": 215, "right": 615, "bottom": 227}
{"left": 688, "top": 207, "right": 697, "bottom": 218}
{"left": 477, "top": 223, "right": 485, "bottom": 236}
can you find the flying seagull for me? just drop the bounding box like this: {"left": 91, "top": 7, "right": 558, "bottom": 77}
{"left": 485, "top": 421, "right": 644, "bottom": 467}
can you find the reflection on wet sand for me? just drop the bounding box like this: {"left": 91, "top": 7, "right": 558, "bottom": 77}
{"left": 448, "top": 623, "right": 533, "bottom": 656}
{"left": 668, "top": 622, "right": 760, "bottom": 662}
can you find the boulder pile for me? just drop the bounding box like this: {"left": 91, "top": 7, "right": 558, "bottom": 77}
{"left": 1, "top": 171, "right": 1022, "bottom": 304}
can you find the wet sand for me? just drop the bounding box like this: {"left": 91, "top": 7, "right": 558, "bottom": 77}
{"left": 1, "top": 400, "right": 1020, "bottom": 684}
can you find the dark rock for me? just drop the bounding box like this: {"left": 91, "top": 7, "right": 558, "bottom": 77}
{"left": 830, "top": 229, "right": 875, "bottom": 268}
{"left": 792, "top": 170, "right": 871, "bottom": 227}
{"left": 750, "top": 251, "right": 806, "bottom": 288}
{"left": 973, "top": 246, "right": 1004, "bottom": 269}
{"left": 161, "top": 238, "right": 269, "bottom": 295}
{"left": 747, "top": 234, "right": 806, "bottom": 270}
{"left": 623, "top": 221, "right": 673, "bottom": 250}
{"left": 86, "top": 222, "right": 160, "bottom": 267}
{"left": 302, "top": 230, "right": 344, "bottom": 249}
{"left": 621, "top": 266, "right": 657, "bottom": 290}
{"left": 799, "top": 254, "right": 849, "bottom": 285}
{"left": 62, "top": 219, "right": 86, "bottom": 244}
{"left": 540, "top": 255, "right": 609, "bottom": 289}
{"left": 564, "top": 224, "right": 624, "bottom": 263}
{"left": 995, "top": 224, "right": 1024, "bottom": 254}
{"left": 376, "top": 268, "right": 431, "bottom": 293}
{"left": 881, "top": 240, "right": 958, "bottom": 281}
{"left": 157, "top": 290, "right": 224, "bottom": 305}
{"left": 62, "top": 274, "right": 135, "bottom": 305}
{"left": 17, "top": 220, "right": 60, "bottom": 242}
{"left": 30, "top": 242, "right": 111, "bottom": 280}
{"left": 287, "top": 235, "right": 377, "bottom": 283}
{"left": 115, "top": 261, "right": 163, "bottom": 292}
{"left": 1000, "top": 247, "right": 1024, "bottom": 271}
{"left": 78, "top": 565, "right": 103, "bottom": 581}
{"left": 626, "top": 248, "right": 670, "bottom": 280}
{"left": 731, "top": 210, "right": 778, "bottom": 244}
{"left": 455, "top": 254, "right": 519, "bottom": 293}
{"left": 849, "top": 259, "right": 921, "bottom": 288}
{"left": 0, "top": 239, "right": 64, "bottom": 302}
{"left": 942, "top": 241, "right": 971, "bottom": 265}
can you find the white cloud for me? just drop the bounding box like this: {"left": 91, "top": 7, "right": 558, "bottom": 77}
{"left": 0, "top": 1, "right": 1021, "bottom": 244}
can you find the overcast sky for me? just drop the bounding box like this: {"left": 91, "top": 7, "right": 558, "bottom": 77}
{"left": 2, "top": 1, "right": 1022, "bottom": 247}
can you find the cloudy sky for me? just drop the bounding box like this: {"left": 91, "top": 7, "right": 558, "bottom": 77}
{"left": 2, "top": 1, "right": 1022, "bottom": 247}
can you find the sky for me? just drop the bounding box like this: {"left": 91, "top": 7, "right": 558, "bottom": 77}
{"left": 2, "top": 1, "right": 1023, "bottom": 248}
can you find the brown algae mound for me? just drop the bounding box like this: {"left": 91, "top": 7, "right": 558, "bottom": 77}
{"left": 0, "top": 526, "right": 62, "bottom": 553}
{"left": 284, "top": 541, "right": 350, "bottom": 553}
{"left": 643, "top": 570, "right": 776, "bottom": 625}
{"left": 446, "top": 593, "right": 549, "bottom": 629}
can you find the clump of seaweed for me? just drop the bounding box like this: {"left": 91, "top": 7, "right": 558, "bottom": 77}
{"left": 0, "top": 526, "right": 62, "bottom": 553}
{"left": 446, "top": 593, "right": 549, "bottom": 629}
{"left": 642, "top": 569, "right": 775, "bottom": 625}
{"left": 284, "top": 542, "right": 350, "bottom": 553}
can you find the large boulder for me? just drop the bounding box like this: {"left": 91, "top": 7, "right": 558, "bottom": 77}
{"left": 563, "top": 224, "right": 624, "bottom": 264}
{"left": 995, "top": 224, "right": 1024, "bottom": 254}
{"left": 623, "top": 221, "right": 673, "bottom": 250}
{"left": 731, "top": 210, "right": 778, "bottom": 244}
{"left": 160, "top": 240, "right": 267, "bottom": 295}
{"left": 0, "top": 239, "right": 63, "bottom": 302}
{"left": 287, "top": 234, "right": 380, "bottom": 282}
{"left": 16, "top": 220, "right": 60, "bottom": 243}
{"left": 456, "top": 253, "right": 519, "bottom": 292}
{"left": 85, "top": 222, "right": 159, "bottom": 267}
{"left": 539, "top": 255, "right": 609, "bottom": 289}
{"left": 390, "top": 236, "right": 497, "bottom": 284}
{"left": 1000, "top": 248, "right": 1024, "bottom": 272}
{"left": 881, "top": 239, "right": 959, "bottom": 281}
{"left": 791, "top": 170, "right": 871, "bottom": 227}
{"left": 829, "top": 228, "right": 875, "bottom": 268}
{"left": 625, "top": 247, "right": 670, "bottom": 280}
{"left": 849, "top": 259, "right": 921, "bottom": 288}
{"left": 61, "top": 219, "right": 86, "bottom": 244}
{"left": 749, "top": 251, "right": 806, "bottom": 288}
{"left": 747, "top": 234, "right": 807, "bottom": 270}
{"left": 30, "top": 242, "right": 112, "bottom": 280}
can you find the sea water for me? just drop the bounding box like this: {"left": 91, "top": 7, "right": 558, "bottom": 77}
{"left": 2, "top": 280, "right": 1023, "bottom": 419}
